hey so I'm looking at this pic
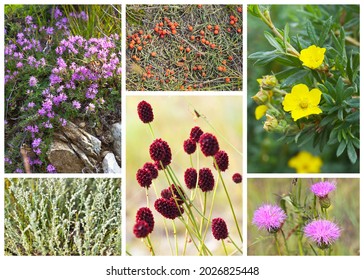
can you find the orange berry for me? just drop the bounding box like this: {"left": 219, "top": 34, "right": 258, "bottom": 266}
{"left": 129, "top": 43, "right": 134, "bottom": 49}
{"left": 201, "top": 38, "right": 206, "bottom": 44}
{"left": 162, "top": 30, "right": 167, "bottom": 35}
{"left": 154, "top": 27, "right": 159, "bottom": 32}
{"left": 197, "top": 65, "right": 202, "bottom": 71}
{"left": 225, "top": 77, "right": 231, "bottom": 83}
{"left": 179, "top": 46, "right": 184, "bottom": 51}
{"left": 214, "top": 25, "right": 219, "bottom": 30}
{"left": 188, "top": 25, "right": 193, "bottom": 31}
{"left": 137, "top": 46, "right": 142, "bottom": 51}
{"left": 159, "top": 22, "right": 163, "bottom": 27}
{"left": 193, "top": 66, "right": 198, "bottom": 71}
{"left": 228, "top": 55, "right": 233, "bottom": 61}
{"left": 230, "top": 20, "right": 235, "bottom": 25}
{"left": 230, "top": 15, "right": 235, "bottom": 20}
{"left": 207, "top": 25, "right": 212, "bottom": 30}
{"left": 237, "top": 7, "right": 242, "bottom": 13}
{"left": 217, "top": 66, "right": 223, "bottom": 71}
{"left": 210, "top": 43, "right": 216, "bottom": 49}
{"left": 237, "top": 28, "right": 242, "bottom": 33}
{"left": 139, "top": 30, "right": 144, "bottom": 35}
{"left": 186, "top": 47, "right": 191, "bottom": 53}
{"left": 227, "top": 28, "right": 231, "bottom": 32}
{"left": 172, "top": 29, "right": 177, "bottom": 35}
{"left": 214, "top": 30, "right": 219, "bottom": 35}
{"left": 197, "top": 4, "right": 202, "bottom": 8}
{"left": 190, "top": 35, "right": 195, "bottom": 41}
{"left": 200, "top": 30, "right": 205, "bottom": 36}
{"left": 222, "top": 60, "right": 226, "bottom": 65}
{"left": 205, "top": 40, "right": 210, "bottom": 45}
{"left": 151, "top": 52, "right": 156, "bottom": 57}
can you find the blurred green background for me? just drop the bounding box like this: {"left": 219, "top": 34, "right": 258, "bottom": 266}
{"left": 247, "top": 5, "right": 359, "bottom": 173}
{"left": 247, "top": 178, "right": 360, "bottom": 255}
{"left": 126, "top": 96, "right": 242, "bottom": 255}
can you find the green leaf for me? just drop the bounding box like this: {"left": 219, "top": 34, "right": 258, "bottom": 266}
{"left": 264, "top": 31, "right": 284, "bottom": 52}
{"left": 347, "top": 141, "right": 357, "bottom": 164}
{"left": 275, "top": 67, "right": 298, "bottom": 80}
{"left": 318, "top": 16, "right": 332, "bottom": 46}
{"left": 345, "top": 111, "right": 359, "bottom": 123}
{"left": 328, "top": 128, "right": 338, "bottom": 145}
{"left": 248, "top": 50, "right": 276, "bottom": 59}
{"left": 337, "top": 108, "right": 344, "bottom": 121}
{"left": 281, "top": 69, "right": 309, "bottom": 88}
{"left": 336, "top": 141, "right": 347, "bottom": 157}
{"left": 306, "top": 21, "right": 318, "bottom": 45}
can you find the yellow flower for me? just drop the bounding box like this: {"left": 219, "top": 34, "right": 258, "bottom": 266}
{"left": 282, "top": 84, "right": 322, "bottom": 121}
{"left": 299, "top": 45, "right": 326, "bottom": 69}
{"left": 288, "top": 151, "right": 323, "bottom": 173}
{"left": 255, "top": 105, "right": 268, "bottom": 120}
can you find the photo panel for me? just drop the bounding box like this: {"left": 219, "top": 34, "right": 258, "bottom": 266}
{"left": 125, "top": 96, "right": 243, "bottom": 255}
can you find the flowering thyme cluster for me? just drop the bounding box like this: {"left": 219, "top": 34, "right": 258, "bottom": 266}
{"left": 134, "top": 100, "right": 241, "bottom": 249}
{"left": 5, "top": 6, "right": 121, "bottom": 173}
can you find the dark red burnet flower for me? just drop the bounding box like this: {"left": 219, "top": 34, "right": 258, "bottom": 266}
{"left": 161, "top": 188, "right": 172, "bottom": 200}
{"left": 198, "top": 168, "right": 215, "bottom": 192}
{"left": 183, "top": 139, "right": 196, "bottom": 155}
{"left": 211, "top": 218, "right": 229, "bottom": 240}
{"left": 136, "top": 168, "right": 152, "bottom": 188}
{"left": 143, "top": 162, "right": 158, "bottom": 179}
{"left": 232, "top": 173, "right": 242, "bottom": 183}
{"left": 199, "top": 133, "right": 219, "bottom": 157}
{"left": 133, "top": 220, "right": 150, "bottom": 238}
{"left": 214, "top": 150, "right": 229, "bottom": 172}
{"left": 190, "top": 126, "right": 204, "bottom": 142}
{"left": 136, "top": 207, "right": 154, "bottom": 234}
{"left": 184, "top": 168, "right": 197, "bottom": 189}
{"left": 137, "top": 100, "right": 154, "bottom": 123}
{"left": 154, "top": 198, "right": 184, "bottom": 219}
{"left": 161, "top": 185, "right": 186, "bottom": 205}
{"left": 149, "top": 138, "right": 172, "bottom": 169}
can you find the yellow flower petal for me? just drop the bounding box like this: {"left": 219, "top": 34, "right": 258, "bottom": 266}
{"left": 255, "top": 105, "right": 268, "bottom": 120}
{"left": 299, "top": 45, "right": 326, "bottom": 69}
{"left": 288, "top": 151, "right": 322, "bottom": 173}
{"left": 282, "top": 83, "right": 322, "bottom": 121}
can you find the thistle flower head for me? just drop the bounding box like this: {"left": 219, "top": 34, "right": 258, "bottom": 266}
{"left": 137, "top": 100, "right": 154, "bottom": 123}
{"left": 310, "top": 181, "right": 336, "bottom": 198}
{"left": 252, "top": 204, "right": 287, "bottom": 233}
{"left": 211, "top": 218, "right": 229, "bottom": 240}
{"left": 184, "top": 168, "right": 197, "bottom": 189}
{"left": 198, "top": 168, "right": 215, "bottom": 192}
{"left": 199, "top": 132, "right": 219, "bottom": 157}
{"left": 304, "top": 220, "right": 341, "bottom": 249}
{"left": 214, "top": 150, "right": 229, "bottom": 171}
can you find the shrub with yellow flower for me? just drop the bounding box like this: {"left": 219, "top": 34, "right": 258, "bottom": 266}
{"left": 288, "top": 151, "right": 323, "bottom": 173}
{"left": 299, "top": 45, "right": 326, "bottom": 69}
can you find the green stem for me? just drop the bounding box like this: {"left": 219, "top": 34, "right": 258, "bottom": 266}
{"left": 280, "top": 229, "right": 290, "bottom": 255}
{"left": 214, "top": 158, "right": 243, "bottom": 242}
{"left": 274, "top": 233, "right": 281, "bottom": 256}
{"left": 222, "top": 239, "right": 228, "bottom": 256}
{"left": 172, "top": 221, "right": 178, "bottom": 256}
{"left": 298, "top": 234, "right": 304, "bottom": 256}
{"left": 146, "top": 235, "right": 155, "bottom": 256}
{"left": 228, "top": 236, "right": 243, "bottom": 254}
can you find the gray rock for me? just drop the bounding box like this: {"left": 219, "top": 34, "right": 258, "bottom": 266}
{"left": 111, "top": 122, "right": 121, "bottom": 158}
{"left": 102, "top": 153, "right": 121, "bottom": 173}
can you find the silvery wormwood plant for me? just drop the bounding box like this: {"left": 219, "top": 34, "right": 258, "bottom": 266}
{"left": 4, "top": 178, "right": 121, "bottom": 256}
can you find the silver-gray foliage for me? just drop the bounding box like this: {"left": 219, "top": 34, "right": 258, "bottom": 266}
{"left": 4, "top": 178, "right": 121, "bottom": 256}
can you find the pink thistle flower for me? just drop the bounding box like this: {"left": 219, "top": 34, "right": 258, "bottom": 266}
{"left": 310, "top": 181, "right": 336, "bottom": 198}
{"left": 304, "top": 220, "right": 341, "bottom": 249}
{"left": 252, "top": 204, "right": 287, "bottom": 233}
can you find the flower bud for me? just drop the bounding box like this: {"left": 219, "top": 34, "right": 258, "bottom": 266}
{"left": 261, "top": 75, "right": 278, "bottom": 90}
{"left": 252, "top": 89, "right": 271, "bottom": 105}
{"left": 319, "top": 196, "right": 331, "bottom": 209}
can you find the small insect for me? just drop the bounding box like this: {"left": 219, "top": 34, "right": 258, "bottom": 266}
{"left": 42, "top": 35, "right": 52, "bottom": 54}
{"left": 87, "top": 60, "right": 104, "bottom": 74}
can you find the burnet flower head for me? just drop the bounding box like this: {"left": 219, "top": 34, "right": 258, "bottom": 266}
{"left": 304, "top": 219, "right": 341, "bottom": 249}
{"left": 311, "top": 181, "right": 336, "bottom": 208}
{"left": 252, "top": 204, "right": 287, "bottom": 233}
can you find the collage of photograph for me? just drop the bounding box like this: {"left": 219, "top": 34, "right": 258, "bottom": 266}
{"left": 0, "top": 2, "right": 362, "bottom": 280}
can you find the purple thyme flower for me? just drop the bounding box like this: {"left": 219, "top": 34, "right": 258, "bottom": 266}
{"left": 29, "top": 76, "right": 38, "bottom": 87}
{"left": 25, "top": 16, "right": 33, "bottom": 24}
{"left": 47, "top": 164, "right": 57, "bottom": 173}
{"left": 304, "top": 220, "right": 341, "bottom": 249}
{"left": 311, "top": 181, "right": 336, "bottom": 198}
{"left": 32, "top": 138, "right": 42, "bottom": 148}
{"left": 252, "top": 204, "right": 287, "bottom": 233}
{"left": 27, "top": 102, "right": 35, "bottom": 108}
{"left": 72, "top": 100, "right": 81, "bottom": 109}
{"left": 15, "top": 168, "right": 24, "bottom": 173}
